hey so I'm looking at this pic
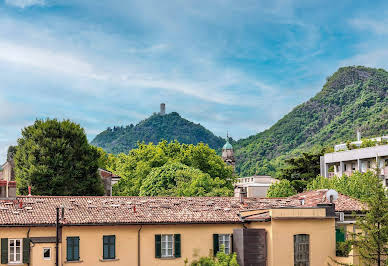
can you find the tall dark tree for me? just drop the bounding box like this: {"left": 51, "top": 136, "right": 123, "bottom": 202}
{"left": 14, "top": 119, "right": 104, "bottom": 196}
{"left": 6, "top": 146, "right": 17, "bottom": 161}
{"left": 278, "top": 150, "right": 323, "bottom": 192}
{"left": 351, "top": 175, "right": 388, "bottom": 266}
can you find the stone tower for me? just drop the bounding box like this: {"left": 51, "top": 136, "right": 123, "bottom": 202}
{"left": 159, "top": 103, "right": 166, "bottom": 115}
{"left": 222, "top": 133, "right": 235, "bottom": 167}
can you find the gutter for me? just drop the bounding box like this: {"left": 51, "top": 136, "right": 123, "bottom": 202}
{"left": 27, "top": 228, "right": 31, "bottom": 266}
{"left": 137, "top": 225, "right": 142, "bottom": 266}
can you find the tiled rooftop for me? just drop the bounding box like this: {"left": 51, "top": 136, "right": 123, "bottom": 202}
{"left": 0, "top": 190, "right": 364, "bottom": 226}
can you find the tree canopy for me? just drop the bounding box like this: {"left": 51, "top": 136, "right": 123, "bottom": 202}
{"left": 109, "top": 140, "right": 235, "bottom": 196}
{"left": 307, "top": 171, "right": 382, "bottom": 201}
{"left": 266, "top": 179, "right": 297, "bottom": 198}
{"left": 14, "top": 119, "right": 104, "bottom": 196}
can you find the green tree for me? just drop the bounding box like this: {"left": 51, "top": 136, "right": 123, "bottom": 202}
{"left": 14, "top": 119, "right": 104, "bottom": 196}
{"left": 266, "top": 180, "right": 297, "bottom": 197}
{"left": 278, "top": 151, "right": 323, "bottom": 192}
{"left": 188, "top": 246, "right": 239, "bottom": 266}
{"left": 350, "top": 177, "right": 388, "bottom": 266}
{"left": 139, "top": 162, "right": 232, "bottom": 197}
{"left": 307, "top": 171, "right": 381, "bottom": 201}
{"left": 111, "top": 140, "right": 235, "bottom": 196}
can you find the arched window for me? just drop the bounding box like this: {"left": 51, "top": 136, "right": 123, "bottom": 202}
{"left": 294, "top": 234, "right": 309, "bottom": 266}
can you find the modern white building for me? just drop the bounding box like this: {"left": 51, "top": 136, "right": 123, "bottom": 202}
{"left": 320, "top": 134, "right": 388, "bottom": 186}
{"left": 234, "top": 175, "right": 279, "bottom": 198}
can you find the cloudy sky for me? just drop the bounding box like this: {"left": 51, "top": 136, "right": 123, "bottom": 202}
{"left": 1, "top": 0, "right": 388, "bottom": 161}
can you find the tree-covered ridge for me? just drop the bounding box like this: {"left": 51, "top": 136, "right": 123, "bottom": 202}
{"left": 235, "top": 66, "right": 388, "bottom": 177}
{"left": 91, "top": 112, "right": 225, "bottom": 154}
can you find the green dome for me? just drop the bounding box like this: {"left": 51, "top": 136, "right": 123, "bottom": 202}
{"left": 223, "top": 141, "right": 233, "bottom": 150}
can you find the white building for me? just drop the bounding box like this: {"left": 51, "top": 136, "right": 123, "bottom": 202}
{"left": 320, "top": 134, "right": 388, "bottom": 186}
{"left": 234, "top": 175, "right": 279, "bottom": 198}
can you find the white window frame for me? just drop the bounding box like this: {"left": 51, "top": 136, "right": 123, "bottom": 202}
{"left": 161, "top": 234, "right": 174, "bottom": 258}
{"left": 43, "top": 247, "right": 51, "bottom": 260}
{"left": 219, "top": 234, "right": 231, "bottom": 254}
{"left": 8, "top": 239, "right": 22, "bottom": 264}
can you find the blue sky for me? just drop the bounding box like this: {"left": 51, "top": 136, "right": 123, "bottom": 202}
{"left": 1, "top": 0, "right": 388, "bottom": 161}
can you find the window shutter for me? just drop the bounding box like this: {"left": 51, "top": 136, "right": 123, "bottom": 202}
{"left": 174, "top": 234, "right": 181, "bottom": 258}
{"left": 67, "top": 237, "right": 73, "bottom": 261}
{"left": 230, "top": 234, "right": 234, "bottom": 253}
{"left": 1, "top": 238, "right": 8, "bottom": 264}
{"left": 112, "top": 235, "right": 116, "bottom": 259}
{"left": 213, "top": 234, "right": 219, "bottom": 256}
{"left": 22, "top": 238, "right": 30, "bottom": 263}
{"left": 74, "top": 237, "right": 80, "bottom": 260}
{"left": 155, "top": 235, "right": 161, "bottom": 258}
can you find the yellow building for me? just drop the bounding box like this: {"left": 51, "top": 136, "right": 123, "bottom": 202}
{"left": 0, "top": 190, "right": 364, "bottom": 266}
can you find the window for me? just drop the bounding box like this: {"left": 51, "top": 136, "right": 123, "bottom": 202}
{"left": 155, "top": 234, "right": 181, "bottom": 258}
{"left": 43, "top": 248, "right": 51, "bottom": 260}
{"left": 294, "top": 234, "right": 309, "bottom": 266}
{"left": 352, "top": 163, "right": 356, "bottom": 171}
{"left": 66, "top": 237, "right": 80, "bottom": 262}
{"left": 336, "top": 228, "right": 346, "bottom": 243}
{"left": 219, "top": 234, "right": 231, "bottom": 254}
{"left": 161, "top": 235, "right": 173, "bottom": 258}
{"left": 9, "top": 239, "right": 22, "bottom": 263}
{"left": 344, "top": 164, "right": 347, "bottom": 171}
{"left": 103, "top": 235, "right": 115, "bottom": 260}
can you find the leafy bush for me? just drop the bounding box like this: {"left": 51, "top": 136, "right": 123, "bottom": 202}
{"left": 188, "top": 246, "right": 239, "bottom": 266}
{"left": 267, "top": 180, "right": 297, "bottom": 197}
{"left": 336, "top": 241, "right": 352, "bottom": 257}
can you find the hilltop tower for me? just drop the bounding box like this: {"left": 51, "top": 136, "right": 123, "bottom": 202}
{"left": 160, "top": 103, "right": 166, "bottom": 115}
{"left": 222, "top": 133, "right": 235, "bottom": 167}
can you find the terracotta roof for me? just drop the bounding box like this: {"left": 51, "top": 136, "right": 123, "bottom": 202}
{"left": 0, "top": 190, "right": 364, "bottom": 226}
{"left": 288, "top": 189, "right": 367, "bottom": 212}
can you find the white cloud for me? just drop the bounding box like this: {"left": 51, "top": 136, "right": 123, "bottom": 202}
{"left": 5, "top": 0, "right": 45, "bottom": 8}
{"left": 350, "top": 18, "right": 388, "bottom": 35}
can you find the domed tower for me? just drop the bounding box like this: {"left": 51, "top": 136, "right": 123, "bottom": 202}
{"left": 222, "top": 133, "right": 235, "bottom": 167}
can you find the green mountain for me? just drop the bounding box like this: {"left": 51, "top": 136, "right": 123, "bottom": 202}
{"left": 235, "top": 66, "right": 388, "bottom": 177}
{"left": 91, "top": 112, "right": 225, "bottom": 154}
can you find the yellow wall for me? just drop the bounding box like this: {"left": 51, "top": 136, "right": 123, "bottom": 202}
{"left": 0, "top": 218, "right": 340, "bottom": 266}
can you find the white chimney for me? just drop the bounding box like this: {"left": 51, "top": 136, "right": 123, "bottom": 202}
{"left": 357, "top": 130, "right": 361, "bottom": 141}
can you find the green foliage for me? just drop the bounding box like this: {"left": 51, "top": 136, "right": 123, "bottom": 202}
{"left": 350, "top": 178, "right": 388, "bottom": 266}
{"left": 360, "top": 138, "right": 377, "bottom": 148}
{"left": 266, "top": 179, "right": 297, "bottom": 197}
{"left": 307, "top": 171, "right": 381, "bottom": 201}
{"left": 234, "top": 66, "right": 388, "bottom": 177}
{"left": 336, "top": 240, "right": 352, "bottom": 257}
{"left": 278, "top": 151, "right": 323, "bottom": 192}
{"left": 14, "top": 119, "right": 104, "bottom": 196}
{"left": 91, "top": 112, "right": 225, "bottom": 154}
{"left": 110, "top": 140, "right": 235, "bottom": 196}
{"left": 188, "top": 246, "right": 239, "bottom": 266}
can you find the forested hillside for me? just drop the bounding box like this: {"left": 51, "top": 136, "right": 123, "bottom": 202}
{"left": 91, "top": 112, "right": 225, "bottom": 154}
{"left": 235, "top": 66, "right": 388, "bottom": 177}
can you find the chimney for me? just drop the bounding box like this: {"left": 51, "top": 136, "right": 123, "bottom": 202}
{"left": 357, "top": 129, "right": 361, "bottom": 141}
{"left": 28, "top": 186, "right": 31, "bottom": 196}
{"left": 239, "top": 187, "right": 247, "bottom": 204}
{"left": 160, "top": 103, "right": 166, "bottom": 115}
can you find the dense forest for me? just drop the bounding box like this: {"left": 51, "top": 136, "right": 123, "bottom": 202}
{"left": 234, "top": 66, "right": 388, "bottom": 176}
{"left": 91, "top": 112, "right": 225, "bottom": 154}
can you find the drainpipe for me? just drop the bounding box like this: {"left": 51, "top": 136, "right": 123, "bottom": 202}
{"left": 137, "top": 225, "right": 142, "bottom": 266}
{"left": 27, "top": 228, "right": 31, "bottom": 266}
{"left": 56, "top": 207, "right": 59, "bottom": 266}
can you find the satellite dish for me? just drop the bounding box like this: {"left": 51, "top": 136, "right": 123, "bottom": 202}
{"left": 326, "top": 189, "right": 338, "bottom": 203}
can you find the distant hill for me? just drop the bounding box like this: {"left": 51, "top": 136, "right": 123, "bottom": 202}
{"left": 234, "top": 66, "right": 388, "bottom": 177}
{"left": 91, "top": 112, "right": 225, "bottom": 154}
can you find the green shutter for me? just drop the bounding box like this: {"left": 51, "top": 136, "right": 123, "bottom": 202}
{"left": 67, "top": 237, "right": 73, "bottom": 261}
{"left": 1, "top": 238, "right": 8, "bottom": 264}
{"left": 213, "top": 234, "right": 219, "bottom": 256}
{"left": 230, "top": 234, "right": 233, "bottom": 253}
{"left": 155, "top": 235, "right": 161, "bottom": 258}
{"left": 112, "top": 235, "right": 116, "bottom": 259}
{"left": 74, "top": 237, "right": 80, "bottom": 260}
{"left": 22, "top": 238, "right": 30, "bottom": 263}
{"left": 174, "top": 234, "right": 181, "bottom": 258}
{"left": 336, "top": 229, "right": 345, "bottom": 242}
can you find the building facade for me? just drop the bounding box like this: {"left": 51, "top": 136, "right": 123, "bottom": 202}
{"left": 320, "top": 135, "right": 388, "bottom": 185}
{"left": 234, "top": 175, "right": 279, "bottom": 198}
{"left": 0, "top": 190, "right": 363, "bottom": 266}
{"left": 0, "top": 160, "right": 16, "bottom": 198}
